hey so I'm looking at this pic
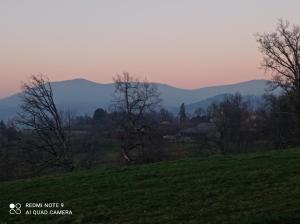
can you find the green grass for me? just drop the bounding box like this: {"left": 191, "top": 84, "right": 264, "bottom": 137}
{"left": 1, "top": 149, "right": 300, "bottom": 224}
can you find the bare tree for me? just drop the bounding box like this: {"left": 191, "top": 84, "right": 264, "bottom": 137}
{"left": 18, "top": 74, "right": 74, "bottom": 171}
{"left": 256, "top": 19, "right": 300, "bottom": 141}
{"left": 208, "top": 93, "right": 250, "bottom": 153}
{"left": 256, "top": 19, "right": 300, "bottom": 93}
{"left": 111, "top": 72, "right": 161, "bottom": 163}
{"left": 262, "top": 94, "right": 297, "bottom": 148}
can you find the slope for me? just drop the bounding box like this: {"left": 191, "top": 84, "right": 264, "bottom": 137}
{"left": 1, "top": 148, "right": 300, "bottom": 223}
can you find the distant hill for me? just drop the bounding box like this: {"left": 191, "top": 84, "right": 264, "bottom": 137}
{"left": 185, "top": 94, "right": 264, "bottom": 115}
{"left": 0, "top": 78, "right": 278, "bottom": 120}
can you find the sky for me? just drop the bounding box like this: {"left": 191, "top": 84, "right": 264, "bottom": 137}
{"left": 1, "top": 0, "right": 300, "bottom": 98}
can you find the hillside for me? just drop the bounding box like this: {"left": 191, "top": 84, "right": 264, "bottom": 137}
{"left": 185, "top": 94, "right": 264, "bottom": 113}
{"left": 1, "top": 149, "right": 300, "bottom": 224}
{"left": 0, "top": 79, "right": 277, "bottom": 120}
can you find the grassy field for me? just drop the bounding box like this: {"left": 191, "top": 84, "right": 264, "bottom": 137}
{"left": 1, "top": 149, "right": 300, "bottom": 224}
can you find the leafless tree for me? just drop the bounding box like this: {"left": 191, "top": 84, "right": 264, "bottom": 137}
{"left": 256, "top": 19, "right": 300, "bottom": 140}
{"left": 261, "top": 94, "right": 297, "bottom": 148}
{"left": 111, "top": 72, "right": 161, "bottom": 163}
{"left": 17, "top": 74, "right": 74, "bottom": 171}
{"left": 208, "top": 93, "right": 250, "bottom": 153}
{"left": 256, "top": 19, "right": 300, "bottom": 93}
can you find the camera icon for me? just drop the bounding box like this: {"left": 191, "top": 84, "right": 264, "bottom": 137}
{"left": 9, "top": 203, "right": 21, "bottom": 215}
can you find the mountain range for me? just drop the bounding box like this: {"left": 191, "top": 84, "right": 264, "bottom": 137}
{"left": 0, "top": 78, "right": 279, "bottom": 120}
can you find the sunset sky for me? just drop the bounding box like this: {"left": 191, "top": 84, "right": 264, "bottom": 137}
{"left": 1, "top": 0, "right": 300, "bottom": 98}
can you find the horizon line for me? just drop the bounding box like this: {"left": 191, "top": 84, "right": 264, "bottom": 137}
{"left": 0, "top": 78, "right": 270, "bottom": 100}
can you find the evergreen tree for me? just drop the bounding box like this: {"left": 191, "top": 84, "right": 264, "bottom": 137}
{"left": 0, "top": 120, "right": 6, "bottom": 130}
{"left": 179, "top": 103, "right": 187, "bottom": 122}
{"left": 93, "top": 108, "right": 107, "bottom": 123}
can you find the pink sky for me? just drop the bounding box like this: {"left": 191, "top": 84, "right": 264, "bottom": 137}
{"left": 1, "top": 0, "right": 300, "bottom": 98}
